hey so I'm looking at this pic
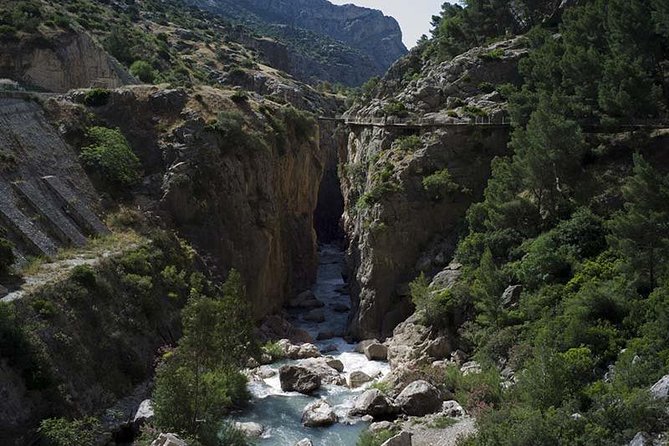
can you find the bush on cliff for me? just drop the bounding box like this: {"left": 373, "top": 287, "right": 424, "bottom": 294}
{"left": 80, "top": 126, "right": 141, "bottom": 189}
{"left": 129, "top": 60, "right": 156, "bottom": 84}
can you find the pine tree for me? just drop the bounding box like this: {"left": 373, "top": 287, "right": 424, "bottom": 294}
{"left": 608, "top": 154, "right": 669, "bottom": 290}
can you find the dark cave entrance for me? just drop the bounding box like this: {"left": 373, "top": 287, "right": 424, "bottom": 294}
{"left": 313, "top": 160, "right": 345, "bottom": 244}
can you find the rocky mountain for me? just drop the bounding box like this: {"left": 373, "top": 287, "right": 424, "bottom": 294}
{"left": 190, "top": 0, "right": 408, "bottom": 85}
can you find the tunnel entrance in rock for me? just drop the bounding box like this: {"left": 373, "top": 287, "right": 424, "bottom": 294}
{"left": 313, "top": 160, "right": 345, "bottom": 244}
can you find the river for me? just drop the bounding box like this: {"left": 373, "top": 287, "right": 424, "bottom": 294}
{"left": 232, "top": 244, "right": 389, "bottom": 445}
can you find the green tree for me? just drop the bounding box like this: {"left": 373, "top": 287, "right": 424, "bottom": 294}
{"left": 472, "top": 249, "right": 505, "bottom": 327}
{"left": 152, "top": 269, "right": 254, "bottom": 442}
{"left": 0, "top": 238, "right": 14, "bottom": 275}
{"left": 608, "top": 154, "right": 669, "bottom": 290}
{"left": 511, "top": 97, "right": 584, "bottom": 223}
{"left": 80, "top": 126, "right": 141, "bottom": 189}
{"left": 129, "top": 60, "right": 156, "bottom": 84}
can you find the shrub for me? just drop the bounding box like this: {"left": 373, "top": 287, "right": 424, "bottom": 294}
{"left": 423, "top": 168, "right": 460, "bottom": 201}
{"left": 38, "top": 417, "right": 103, "bottom": 446}
{"left": 231, "top": 90, "right": 249, "bottom": 103}
{"left": 83, "top": 88, "right": 110, "bottom": 107}
{"left": 129, "top": 60, "right": 156, "bottom": 84}
{"left": 0, "top": 238, "right": 15, "bottom": 275}
{"left": 356, "top": 181, "right": 400, "bottom": 209}
{"left": 283, "top": 106, "right": 315, "bottom": 142}
{"left": 70, "top": 265, "right": 96, "bottom": 289}
{"left": 261, "top": 341, "right": 285, "bottom": 360}
{"left": 80, "top": 126, "right": 141, "bottom": 188}
{"left": 357, "top": 429, "right": 396, "bottom": 446}
{"left": 480, "top": 48, "right": 505, "bottom": 60}
{"left": 383, "top": 100, "right": 409, "bottom": 118}
{"left": 393, "top": 135, "right": 422, "bottom": 152}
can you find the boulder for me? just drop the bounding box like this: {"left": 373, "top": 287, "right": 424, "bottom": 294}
{"left": 317, "top": 331, "right": 336, "bottom": 341}
{"left": 380, "top": 431, "right": 413, "bottom": 446}
{"left": 325, "top": 357, "right": 344, "bottom": 372}
{"left": 348, "top": 370, "right": 373, "bottom": 388}
{"left": 300, "top": 357, "right": 345, "bottom": 385}
{"left": 365, "top": 343, "right": 388, "bottom": 361}
{"left": 297, "top": 344, "right": 321, "bottom": 359}
{"left": 355, "top": 339, "right": 380, "bottom": 353}
{"left": 331, "top": 303, "right": 350, "bottom": 312}
{"left": 304, "top": 308, "right": 325, "bottom": 323}
{"left": 321, "top": 343, "right": 339, "bottom": 353}
{"left": 259, "top": 315, "right": 314, "bottom": 344}
{"left": 501, "top": 284, "right": 522, "bottom": 308}
{"left": 395, "top": 380, "right": 442, "bottom": 416}
{"left": 350, "top": 389, "right": 396, "bottom": 418}
{"left": 256, "top": 365, "right": 277, "bottom": 379}
{"left": 279, "top": 365, "right": 321, "bottom": 394}
{"left": 133, "top": 399, "right": 154, "bottom": 430}
{"left": 301, "top": 400, "right": 338, "bottom": 427}
{"left": 387, "top": 314, "right": 451, "bottom": 367}
{"left": 650, "top": 375, "right": 669, "bottom": 399}
{"left": 369, "top": 421, "right": 394, "bottom": 433}
{"left": 460, "top": 361, "right": 482, "bottom": 376}
{"left": 628, "top": 432, "right": 651, "bottom": 446}
{"left": 442, "top": 400, "right": 465, "bottom": 418}
{"left": 295, "top": 439, "right": 313, "bottom": 446}
{"left": 429, "top": 263, "right": 462, "bottom": 289}
{"left": 150, "top": 433, "right": 187, "bottom": 446}
{"left": 451, "top": 349, "right": 468, "bottom": 365}
{"left": 234, "top": 421, "right": 264, "bottom": 438}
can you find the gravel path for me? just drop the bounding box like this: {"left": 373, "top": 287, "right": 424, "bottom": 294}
{"left": 403, "top": 417, "right": 476, "bottom": 446}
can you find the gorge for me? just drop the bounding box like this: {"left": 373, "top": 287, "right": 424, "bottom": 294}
{"left": 0, "top": 0, "right": 669, "bottom": 446}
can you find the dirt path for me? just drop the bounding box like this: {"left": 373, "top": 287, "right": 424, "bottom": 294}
{"left": 403, "top": 417, "right": 476, "bottom": 446}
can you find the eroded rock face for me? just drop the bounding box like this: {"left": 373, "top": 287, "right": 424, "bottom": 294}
{"left": 340, "top": 39, "right": 527, "bottom": 339}
{"left": 85, "top": 86, "right": 325, "bottom": 320}
{"left": 0, "top": 30, "right": 135, "bottom": 92}
{"left": 386, "top": 313, "right": 451, "bottom": 368}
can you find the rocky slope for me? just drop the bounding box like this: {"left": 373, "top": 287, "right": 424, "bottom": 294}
{"left": 190, "top": 0, "right": 407, "bottom": 85}
{"left": 0, "top": 27, "right": 135, "bottom": 92}
{"left": 340, "top": 38, "right": 528, "bottom": 339}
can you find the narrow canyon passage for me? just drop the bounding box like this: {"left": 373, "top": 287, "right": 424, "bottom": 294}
{"left": 233, "top": 245, "right": 389, "bottom": 445}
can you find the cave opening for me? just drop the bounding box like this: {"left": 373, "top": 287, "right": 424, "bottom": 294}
{"left": 313, "top": 158, "right": 345, "bottom": 245}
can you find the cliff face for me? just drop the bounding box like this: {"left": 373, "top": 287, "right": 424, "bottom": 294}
{"left": 235, "top": 0, "right": 407, "bottom": 72}
{"left": 70, "top": 86, "right": 325, "bottom": 318}
{"left": 340, "top": 38, "right": 528, "bottom": 339}
{"left": 0, "top": 29, "right": 135, "bottom": 92}
{"left": 191, "top": 0, "right": 407, "bottom": 86}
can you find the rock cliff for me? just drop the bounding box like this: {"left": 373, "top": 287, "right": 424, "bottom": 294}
{"left": 54, "top": 85, "right": 325, "bottom": 318}
{"left": 0, "top": 28, "right": 135, "bottom": 92}
{"left": 191, "top": 0, "right": 407, "bottom": 85}
{"left": 340, "top": 38, "right": 528, "bottom": 339}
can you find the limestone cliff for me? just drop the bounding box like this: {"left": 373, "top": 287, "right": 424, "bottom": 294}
{"left": 53, "top": 85, "right": 325, "bottom": 318}
{"left": 340, "top": 38, "right": 528, "bottom": 339}
{"left": 0, "top": 28, "right": 135, "bottom": 92}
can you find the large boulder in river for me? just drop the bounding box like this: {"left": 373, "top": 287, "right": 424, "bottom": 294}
{"left": 299, "top": 357, "right": 346, "bottom": 385}
{"left": 301, "top": 400, "right": 338, "bottom": 427}
{"left": 234, "top": 421, "right": 264, "bottom": 438}
{"left": 395, "top": 380, "right": 442, "bottom": 416}
{"left": 295, "top": 439, "right": 313, "bottom": 446}
{"left": 365, "top": 343, "right": 388, "bottom": 361}
{"left": 348, "top": 370, "right": 373, "bottom": 388}
{"left": 290, "top": 290, "right": 325, "bottom": 309}
{"left": 350, "top": 389, "right": 397, "bottom": 418}
{"left": 279, "top": 365, "right": 321, "bottom": 394}
{"left": 259, "top": 315, "right": 314, "bottom": 343}
{"left": 650, "top": 374, "right": 669, "bottom": 399}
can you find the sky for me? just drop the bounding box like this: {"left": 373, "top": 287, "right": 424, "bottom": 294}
{"left": 328, "top": 0, "right": 446, "bottom": 48}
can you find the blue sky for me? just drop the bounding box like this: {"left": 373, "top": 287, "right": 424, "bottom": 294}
{"left": 328, "top": 0, "right": 446, "bottom": 47}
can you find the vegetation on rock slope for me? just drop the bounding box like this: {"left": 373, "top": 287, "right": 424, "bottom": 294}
{"left": 386, "top": 0, "right": 669, "bottom": 444}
